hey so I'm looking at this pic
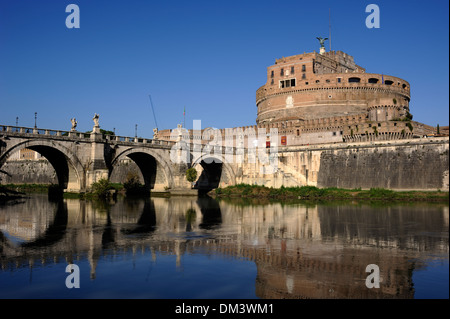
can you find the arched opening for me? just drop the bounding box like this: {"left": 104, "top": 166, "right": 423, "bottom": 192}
{"left": 0, "top": 142, "right": 82, "bottom": 192}
{"left": 384, "top": 80, "right": 394, "bottom": 85}
{"left": 368, "top": 78, "right": 379, "bottom": 84}
{"left": 191, "top": 154, "right": 235, "bottom": 195}
{"left": 110, "top": 149, "right": 172, "bottom": 193}
{"left": 194, "top": 159, "right": 223, "bottom": 193}
{"left": 348, "top": 77, "right": 361, "bottom": 83}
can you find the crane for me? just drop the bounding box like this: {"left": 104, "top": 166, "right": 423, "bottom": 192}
{"left": 148, "top": 94, "right": 159, "bottom": 130}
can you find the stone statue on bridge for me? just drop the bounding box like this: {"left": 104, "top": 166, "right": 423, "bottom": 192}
{"left": 153, "top": 127, "right": 159, "bottom": 140}
{"left": 93, "top": 113, "right": 100, "bottom": 127}
{"left": 70, "top": 118, "right": 77, "bottom": 131}
{"left": 92, "top": 113, "right": 100, "bottom": 133}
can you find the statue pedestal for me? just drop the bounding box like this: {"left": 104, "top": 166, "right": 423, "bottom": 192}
{"left": 92, "top": 126, "right": 101, "bottom": 134}
{"left": 320, "top": 47, "right": 326, "bottom": 55}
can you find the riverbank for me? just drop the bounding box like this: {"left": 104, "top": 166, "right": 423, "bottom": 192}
{"left": 2, "top": 183, "right": 448, "bottom": 202}
{"left": 0, "top": 185, "right": 26, "bottom": 203}
{"left": 209, "top": 184, "right": 449, "bottom": 202}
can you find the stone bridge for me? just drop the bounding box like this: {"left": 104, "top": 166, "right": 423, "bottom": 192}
{"left": 0, "top": 125, "right": 244, "bottom": 193}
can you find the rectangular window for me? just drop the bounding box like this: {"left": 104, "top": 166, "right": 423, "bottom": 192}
{"left": 337, "top": 77, "right": 342, "bottom": 83}
{"left": 302, "top": 73, "right": 306, "bottom": 79}
{"left": 280, "top": 68, "right": 284, "bottom": 76}
{"left": 302, "top": 65, "right": 306, "bottom": 72}
{"left": 271, "top": 70, "right": 274, "bottom": 78}
{"left": 279, "top": 79, "right": 296, "bottom": 88}
{"left": 291, "top": 66, "right": 295, "bottom": 74}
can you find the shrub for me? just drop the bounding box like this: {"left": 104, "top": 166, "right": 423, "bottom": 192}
{"left": 91, "top": 178, "right": 114, "bottom": 198}
{"left": 123, "top": 172, "right": 148, "bottom": 196}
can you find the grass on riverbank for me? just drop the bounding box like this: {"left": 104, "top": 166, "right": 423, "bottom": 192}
{"left": 0, "top": 182, "right": 126, "bottom": 200}
{"left": 211, "top": 184, "right": 449, "bottom": 202}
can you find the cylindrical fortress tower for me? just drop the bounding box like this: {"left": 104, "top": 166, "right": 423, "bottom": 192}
{"left": 256, "top": 50, "right": 411, "bottom": 125}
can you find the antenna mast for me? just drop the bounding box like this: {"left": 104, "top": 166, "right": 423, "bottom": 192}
{"left": 329, "top": 8, "right": 332, "bottom": 51}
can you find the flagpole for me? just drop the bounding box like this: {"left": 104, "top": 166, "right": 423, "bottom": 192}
{"left": 183, "top": 106, "right": 186, "bottom": 128}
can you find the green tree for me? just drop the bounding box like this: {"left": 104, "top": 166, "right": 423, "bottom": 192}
{"left": 185, "top": 168, "right": 198, "bottom": 187}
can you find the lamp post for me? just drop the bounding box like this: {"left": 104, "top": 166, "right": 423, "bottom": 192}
{"left": 34, "top": 112, "right": 37, "bottom": 128}
{"left": 135, "top": 124, "right": 138, "bottom": 138}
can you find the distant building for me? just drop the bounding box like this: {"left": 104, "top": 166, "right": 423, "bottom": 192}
{"left": 7, "top": 148, "right": 42, "bottom": 161}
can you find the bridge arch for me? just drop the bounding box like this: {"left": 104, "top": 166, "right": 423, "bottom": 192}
{"left": 0, "top": 139, "right": 84, "bottom": 191}
{"left": 110, "top": 147, "right": 175, "bottom": 191}
{"left": 190, "top": 153, "right": 236, "bottom": 192}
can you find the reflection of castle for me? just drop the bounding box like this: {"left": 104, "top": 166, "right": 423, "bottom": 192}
{"left": 0, "top": 197, "right": 448, "bottom": 298}
{"left": 156, "top": 45, "right": 441, "bottom": 146}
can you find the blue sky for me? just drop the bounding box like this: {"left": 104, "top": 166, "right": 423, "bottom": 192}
{"left": 0, "top": 0, "right": 448, "bottom": 138}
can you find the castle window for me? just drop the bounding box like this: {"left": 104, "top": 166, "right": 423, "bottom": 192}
{"left": 279, "top": 79, "right": 296, "bottom": 88}
{"left": 368, "top": 78, "right": 379, "bottom": 84}
{"left": 291, "top": 66, "right": 295, "bottom": 74}
{"left": 326, "top": 79, "right": 330, "bottom": 83}
{"left": 302, "top": 65, "right": 306, "bottom": 72}
{"left": 402, "top": 84, "right": 407, "bottom": 89}
{"left": 337, "top": 77, "right": 342, "bottom": 83}
{"left": 297, "top": 129, "right": 300, "bottom": 136}
{"left": 348, "top": 77, "right": 361, "bottom": 83}
{"left": 384, "top": 80, "right": 394, "bottom": 85}
{"left": 271, "top": 79, "right": 274, "bottom": 85}
{"left": 302, "top": 73, "right": 306, "bottom": 79}
{"left": 271, "top": 70, "right": 274, "bottom": 78}
{"left": 316, "top": 80, "right": 320, "bottom": 83}
{"left": 280, "top": 68, "right": 284, "bottom": 76}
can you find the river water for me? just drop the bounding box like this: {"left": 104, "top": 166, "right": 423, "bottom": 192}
{"left": 0, "top": 194, "right": 448, "bottom": 299}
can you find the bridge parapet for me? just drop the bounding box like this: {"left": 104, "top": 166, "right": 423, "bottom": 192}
{"left": 0, "top": 125, "right": 176, "bottom": 147}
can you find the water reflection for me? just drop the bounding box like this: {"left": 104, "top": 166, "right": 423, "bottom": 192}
{"left": 0, "top": 194, "right": 448, "bottom": 299}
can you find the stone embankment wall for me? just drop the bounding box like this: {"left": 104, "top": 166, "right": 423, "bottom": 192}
{"left": 0, "top": 160, "right": 57, "bottom": 185}
{"left": 238, "top": 137, "right": 449, "bottom": 191}
{"left": 315, "top": 139, "right": 449, "bottom": 190}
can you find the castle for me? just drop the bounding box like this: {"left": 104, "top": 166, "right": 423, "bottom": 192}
{"left": 157, "top": 42, "right": 438, "bottom": 146}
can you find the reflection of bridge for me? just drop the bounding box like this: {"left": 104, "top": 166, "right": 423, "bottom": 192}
{"left": 0, "top": 125, "right": 242, "bottom": 193}
{"left": 1, "top": 196, "right": 448, "bottom": 298}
